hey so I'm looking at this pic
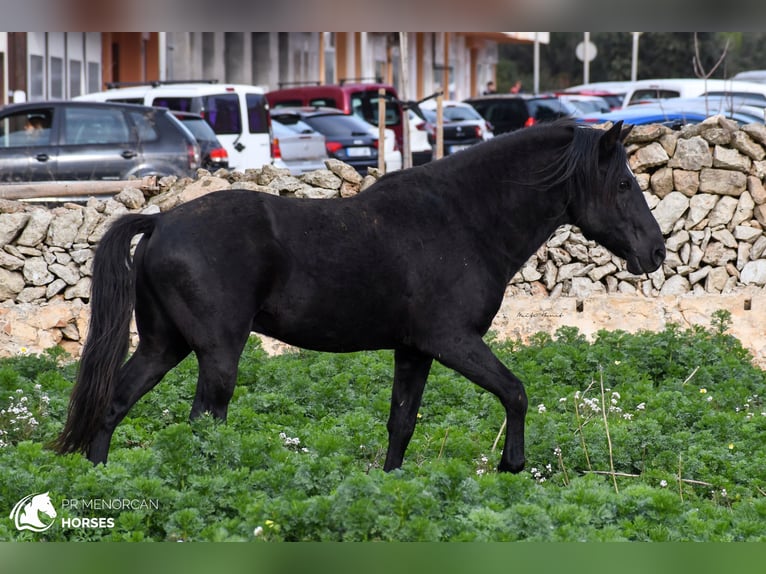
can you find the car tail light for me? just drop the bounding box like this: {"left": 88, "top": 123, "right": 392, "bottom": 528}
{"left": 372, "top": 139, "right": 379, "bottom": 150}
{"left": 415, "top": 122, "right": 428, "bottom": 131}
{"left": 271, "top": 137, "right": 282, "bottom": 160}
{"left": 326, "top": 141, "right": 344, "bottom": 155}
{"left": 210, "top": 147, "right": 228, "bottom": 163}
{"left": 524, "top": 116, "right": 536, "bottom": 128}
{"left": 473, "top": 125, "right": 482, "bottom": 138}
{"left": 187, "top": 142, "right": 200, "bottom": 170}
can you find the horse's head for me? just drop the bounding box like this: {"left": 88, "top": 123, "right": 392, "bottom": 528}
{"left": 32, "top": 492, "right": 57, "bottom": 520}
{"left": 569, "top": 121, "right": 665, "bottom": 275}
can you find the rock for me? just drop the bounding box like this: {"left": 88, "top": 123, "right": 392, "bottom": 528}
{"left": 741, "top": 123, "right": 766, "bottom": 147}
{"left": 673, "top": 170, "right": 699, "bottom": 197}
{"left": 737, "top": 242, "right": 752, "bottom": 269}
{"left": 22, "top": 257, "right": 54, "bottom": 286}
{"left": 685, "top": 193, "right": 718, "bottom": 229}
{"left": 734, "top": 225, "right": 762, "bottom": 243}
{"left": 588, "top": 262, "right": 617, "bottom": 282}
{"left": 571, "top": 276, "right": 605, "bottom": 299}
{"left": 300, "top": 169, "right": 342, "bottom": 190}
{"left": 340, "top": 181, "right": 360, "bottom": 198}
{"left": 64, "top": 277, "right": 92, "bottom": 300}
{"left": 0, "top": 213, "right": 31, "bottom": 247}
{"left": 16, "top": 287, "right": 47, "bottom": 303}
{"left": 698, "top": 168, "right": 747, "bottom": 197}
{"left": 705, "top": 266, "right": 729, "bottom": 293}
{"left": 740, "top": 260, "right": 766, "bottom": 285}
{"left": 731, "top": 130, "right": 765, "bottom": 161}
{"left": 0, "top": 268, "right": 25, "bottom": 299}
{"left": 667, "top": 136, "right": 712, "bottom": 170}
{"left": 325, "top": 159, "right": 363, "bottom": 184}
{"left": 730, "top": 191, "right": 755, "bottom": 230}
{"left": 46, "top": 278, "right": 67, "bottom": 299}
{"left": 748, "top": 175, "right": 766, "bottom": 205}
{"left": 711, "top": 228, "right": 737, "bottom": 249}
{"left": 707, "top": 196, "right": 738, "bottom": 228}
{"left": 650, "top": 167, "right": 674, "bottom": 198}
{"left": 177, "top": 175, "right": 230, "bottom": 203}
{"left": 47, "top": 209, "right": 83, "bottom": 248}
{"left": 712, "top": 145, "right": 751, "bottom": 172}
{"left": 255, "top": 165, "right": 291, "bottom": 186}
{"left": 702, "top": 242, "right": 737, "bottom": 266}
{"left": 521, "top": 263, "right": 542, "bottom": 282}
{"left": 751, "top": 236, "right": 766, "bottom": 260}
{"left": 229, "top": 181, "right": 278, "bottom": 195}
{"left": 114, "top": 187, "right": 146, "bottom": 209}
{"left": 49, "top": 262, "right": 81, "bottom": 286}
{"left": 688, "top": 267, "right": 710, "bottom": 285}
{"left": 755, "top": 204, "right": 766, "bottom": 228}
{"left": 16, "top": 210, "right": 53, "bottom": 247}
{"left": 652, "top": 192, "right": 689, "bottom": 235}
{"left": 629, "top": 142, "right": 669, "bottom": 172}
{"left": 666, "top": 230, "right": 690, "bottom": 252}
{"left": 659, "top": 274, "right": 690, "bottom": 295}
{"left": 557, "top": 263, "right": 594, "bottom": 282}
{"left": 0, "top": 250, "right": 25, "bottom": 271}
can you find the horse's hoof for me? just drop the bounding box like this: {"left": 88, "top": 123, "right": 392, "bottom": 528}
{"left": 497, "top": 458, "right": 525, "bottom": 474}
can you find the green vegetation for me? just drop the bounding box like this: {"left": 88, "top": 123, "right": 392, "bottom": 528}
{"left": 1, "top": 311, "right": 765, "bottom": 541}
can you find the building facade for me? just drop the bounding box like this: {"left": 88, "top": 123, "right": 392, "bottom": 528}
{"left": 0, "top": 32, "right": 546, "bottom": 105}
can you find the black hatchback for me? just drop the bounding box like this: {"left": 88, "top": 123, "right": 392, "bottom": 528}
{"left": 270, "top": 107, "right": 379, "bottom": 175}
{"left": 464, "top": 94, "right": 571, "bottom": 134}
{"left": 0, "top": 101, "right": 201, "bottom": 182}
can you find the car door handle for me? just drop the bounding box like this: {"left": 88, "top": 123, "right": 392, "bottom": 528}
{"left": 35, "top": 153, "right": 49, "bottom": 162}
{"left": 121, "top": 150, "right": 138, "bottom": 159}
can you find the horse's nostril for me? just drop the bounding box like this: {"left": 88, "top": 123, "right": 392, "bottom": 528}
{"left": 653, "top": 246, "right": 666, "bottom": 266}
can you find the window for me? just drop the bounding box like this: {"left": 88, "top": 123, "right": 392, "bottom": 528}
{"left": 350, "top": 91, "right": 401, "bottom": 126}
{"left": 128, "top": 111, "right": 160, "bottom": 142}
{"left": 246, "top": 93, "right": 269, "bottom": 134}
{"left": 308, "top": 98, "right": 338, "bottom": 108}
{"left": 62, "top": 107, "right": 130, "bottom": 145}
{"left": 69, "top": 60, "right": 82, "bottom": 98}
{"left": 87, "top": 62, "right": 101, "bottom": 94}
{"left": 0, "top": 109, "right": 54, "bottom": 148}
{"left": 201, "top": 94, "right": 241, "bottom": 135}
{"left": 29, "top": 56, "right": 45, "bottom": 101}
{"left": 50, "top": 57, "right": 64, "bottom": 99}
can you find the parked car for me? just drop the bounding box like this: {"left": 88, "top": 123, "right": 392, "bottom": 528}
{"left": 0, "top": 101, "right": 200, "bottom": 183}
{"left": 419, "top": 100, "right": 493, "bottom": 156}
{"left": 556, "top": 93, "right": 611, "bottom": 115}
{"left": 171, "top": 111, "right": 229, "bottom": 171}
{"left": 559, "top": 89, "right": 624, "bottom": 110}
{"left": 270, "top": 107, "right": 383, "bottom": 175}
{"left": 464, "top": 94, "right": 571, "bottom": 134}
{"left": 577, "top": 96, "right": 764, "bottom": 128}
{"left": 75, "top": 81, "right": 272, "bottom": 171}
{"left": 270, "top": 117, "right": 329, "bottom": 175}
{"left": 266, "top": 82, "right": 405, "bottom": 151}
{"left": 407, "top": 108, "right": 433, "bottom": 166}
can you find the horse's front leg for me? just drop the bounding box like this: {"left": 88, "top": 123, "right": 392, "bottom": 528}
{"left": 383, "top": 347, "right": 433, "bottom": 471}
{"left": 428, "top": 336, "right": 527, "bottom": 473}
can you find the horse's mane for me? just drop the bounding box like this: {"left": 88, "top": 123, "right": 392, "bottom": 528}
{"left": 430, "top": 118, "right": 626, "bottom": 204}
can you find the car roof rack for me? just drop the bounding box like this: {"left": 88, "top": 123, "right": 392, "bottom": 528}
{"left": 276, "top": 80, "right": 322, "bottom": 89}
{"left": 338, "top": 76, "right": 384, "bottom": 86}
{"left": 105, "top": 79, "right": 219, "bottom": 89}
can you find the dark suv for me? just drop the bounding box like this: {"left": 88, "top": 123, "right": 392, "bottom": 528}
{"left": 0, "top": 101, "right": 201, "bottom": 182}
{"left": 464, "top": 94, "right": 571, "bottom": 134}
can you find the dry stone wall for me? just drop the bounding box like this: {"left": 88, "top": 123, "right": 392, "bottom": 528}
{"left": 2, "top": 116, "right": 766, "bottom": 358}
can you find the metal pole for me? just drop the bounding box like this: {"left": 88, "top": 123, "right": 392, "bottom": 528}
{"left": 399, "top": 32, "right": 412, "bottom": 169}
{"left": 631, "top": 32, "right": 640, "bottom": 82}
{"left": 583, "top": 32, "right": 590, "bottom": 85}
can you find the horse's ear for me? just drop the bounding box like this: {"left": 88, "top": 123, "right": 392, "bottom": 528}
{"left": 599, "top": 120, "right": 625, "bottom": 153}
{"left": 620, "top": 123, "right": 633, "bottom": 141}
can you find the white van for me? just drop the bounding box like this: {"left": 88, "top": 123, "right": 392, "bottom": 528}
{"left": 75, "top": 81, "right": 273, "bottom": 171}
{"left": 619, "top": 78, "right": 766, "bottom": 108}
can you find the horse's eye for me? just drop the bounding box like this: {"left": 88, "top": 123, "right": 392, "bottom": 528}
{"left": 618, "top": 179, "right": 632, "bottom": 192}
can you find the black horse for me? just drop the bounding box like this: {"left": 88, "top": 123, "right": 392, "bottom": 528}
{"left": 56, "top": 119, "right": 665, "bottom": 470}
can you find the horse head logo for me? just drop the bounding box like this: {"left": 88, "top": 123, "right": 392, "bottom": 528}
{"left": 10, "top": 492, "right": 57, "bottom": 532}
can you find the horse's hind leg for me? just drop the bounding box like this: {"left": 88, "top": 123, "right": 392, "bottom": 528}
{"left": 383, "top": 347, "right": 433, "bottom": 471}
{"left": 88, "top": 338, "right": 190, "bottom": 464}
{"left": 188, "top": 317, "right": 254, "bottom": 421}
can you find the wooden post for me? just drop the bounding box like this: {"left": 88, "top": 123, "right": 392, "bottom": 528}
{"left": 435, "top": 92, "right": 444, "bottom": 160}
{"left": 378, "top": 88, "right": 386, "bottom": 172}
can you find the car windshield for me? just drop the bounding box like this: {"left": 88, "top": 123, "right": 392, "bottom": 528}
{"left": 272, "top": 118, "right": 317, "bottom": 136}
{"left": 302, "top": 114, "right": 374, "bottom": 136}
{"left": 178, "top": 116, "right": 219, "bottom": 142}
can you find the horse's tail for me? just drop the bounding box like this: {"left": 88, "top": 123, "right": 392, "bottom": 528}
{"left": 55, "top": 213, "right": 157, "bottom": 455}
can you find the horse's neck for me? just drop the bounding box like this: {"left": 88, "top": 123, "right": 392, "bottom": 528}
{"left": 21, "top": 504, "right": 46, "bottom": 526}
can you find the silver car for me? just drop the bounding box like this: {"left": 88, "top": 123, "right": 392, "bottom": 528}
{"left": 271, "top": 117, "right": 329, "bottom": 175}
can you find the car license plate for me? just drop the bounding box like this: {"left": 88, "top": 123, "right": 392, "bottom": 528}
{"left": 450, "top": 144, "right": 471, "bottom": 153}
{"left": 347, "top": 147, "right": 371, "bottom": 157}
